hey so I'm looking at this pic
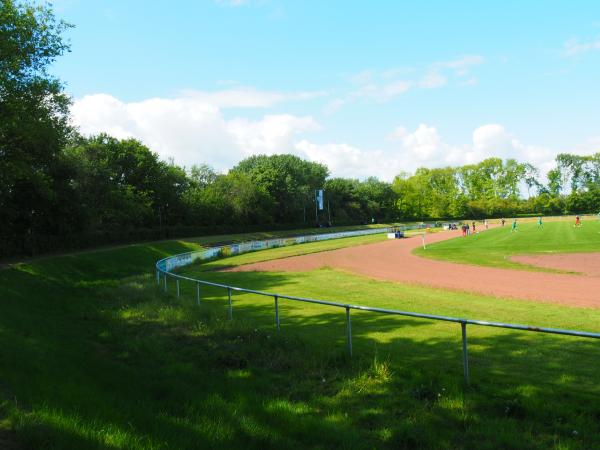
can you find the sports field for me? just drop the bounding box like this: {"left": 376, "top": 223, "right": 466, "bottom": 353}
{"left": 414, "top": 218, "right": 600, "bottom": 271}
{"left": 2, "top": 224, "right": 600, "bottom": 449}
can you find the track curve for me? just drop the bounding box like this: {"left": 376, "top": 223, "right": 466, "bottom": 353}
{"left": 228, "top": 230, "right": 600, "bottom": 309}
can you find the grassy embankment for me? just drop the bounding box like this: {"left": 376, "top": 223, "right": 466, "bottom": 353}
{"left": 414, "top": 219, "right": 600, "bottom": 270}
{"left": 1, "top": 226, "right": 600, "bottom": 449}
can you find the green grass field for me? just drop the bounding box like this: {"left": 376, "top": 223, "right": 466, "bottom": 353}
{"left": 2, "top": 227, "right": 600, "bottom": 449}
{"left": 415, "top": 219, "right": 600, "bottom": 270}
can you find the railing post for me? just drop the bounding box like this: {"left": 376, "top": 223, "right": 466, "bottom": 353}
{"left": 346, "top": 306, "right": 353, "bottom": 358}
{"left": 461, "top": 322, "right": 469, "bottom": 385}
{"left": 164, "top": 273, "right": 167, "bottom": 292}
{"left": 196, "top": 282, "right": 200, "bottom": 306}
{"left": 176, "top": 279, "right": 180, "bottom": 298}
{"left": 274, "top": 295, "right": 280, "bottom": 331}
{"left": 228, "top": 288, "right": 233, "bottom": 320}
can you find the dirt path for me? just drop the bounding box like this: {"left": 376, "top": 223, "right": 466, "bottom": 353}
{"left": 511, "top": 253, "right": 600, "bottom": 277}
{"left": 228, "top": 230, "right": 600, "bottom": 309}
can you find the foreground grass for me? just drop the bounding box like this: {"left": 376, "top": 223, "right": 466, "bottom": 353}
{"left": 1, "top": 229, "right": 600, "bottom": 449}
{"left": 415, "top": 220, "right": 600, "bottom": 270}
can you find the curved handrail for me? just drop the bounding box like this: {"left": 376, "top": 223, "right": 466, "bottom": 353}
{"left": 155, "top": 226, "right": 600, "bottom": 384}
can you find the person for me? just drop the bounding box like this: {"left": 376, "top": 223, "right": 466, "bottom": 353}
{"left": 472, "top": 221, "right": 476, "bottom": 233}
{"left": 484, "top": 219, "right": 489, "bottom": 230}
{"left": 461, "top": 224, "right": 467, "bottom": 237}
{"left": 511, "top": 219, "right": 518, "bottom": 232}
{"left": 501, "top": 218, "right": 506, "bottom": 226}
{"left": 537, "top": 216, "right": 543, "bottom": 228}
{"left": 575, "top": 215, "right": 581, "bottom": 227}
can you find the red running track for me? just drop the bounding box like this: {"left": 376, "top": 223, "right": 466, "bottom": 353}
{"left": 228, "top": 230, "right": 600, "bottom": 309}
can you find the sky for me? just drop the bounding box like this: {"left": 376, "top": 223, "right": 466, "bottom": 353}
{"left": 50, "top": 0, "right": 600, "bottom": 181}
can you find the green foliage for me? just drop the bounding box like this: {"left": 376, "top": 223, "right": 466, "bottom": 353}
{"left": 555, "top": 153, "right": 600, "bottom": 193}
{"left": 65, "top": 134, "right": 189, "bottom": 230}
{"left": 325, "top": 177, "right": 396, "bottom": 223}
{"left": 0, "top": 0, "right": 73, "bottom": 255}
{"left": 232, "top": 154, "right": 329, "bottom": 223}
{"left": 3, "top": 2, "right": 600, "bottom": 259}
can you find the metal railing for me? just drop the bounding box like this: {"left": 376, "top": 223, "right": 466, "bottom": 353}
{"left": 155, "top": 228, "right": 600, "bottom": 385}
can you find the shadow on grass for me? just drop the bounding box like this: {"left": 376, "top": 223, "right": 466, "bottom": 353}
{"left": 1, "top": 257, "right": 600, "bottom": 449}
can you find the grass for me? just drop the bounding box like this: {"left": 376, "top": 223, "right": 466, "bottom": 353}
{"left": 188, "top": 228, "right": 437, "bottom": 272}
{"left": 1, "top": 227, "right": 600, "bottom": 448}
{"left": 415, "top": 219, "right": 600, "bottom": 270}
{"left": 197, "top": 233, "right": 388, "bottom": 270}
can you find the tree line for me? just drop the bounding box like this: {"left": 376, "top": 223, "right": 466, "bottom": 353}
{"left": 1, "top": 1, "right": 599, "bottom": 256}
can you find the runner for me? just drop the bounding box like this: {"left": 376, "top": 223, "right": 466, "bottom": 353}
{"left": 511, "top": 219, "right": 518, "bottom": 232}
{"left": 538, "top": 216, "right": 543, "bottom": 229}
{"left": 501, "top": 218, "right": 506, "bottom": 226}
{"left": 575, "top": 215, "right": 581, "bottom": 227}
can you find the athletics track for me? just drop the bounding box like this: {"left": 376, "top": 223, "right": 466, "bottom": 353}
{"left": 228, "top": 230, "right": 600, "bottom": 309}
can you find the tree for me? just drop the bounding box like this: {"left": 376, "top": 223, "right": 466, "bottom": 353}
{"left": 546, "top": 168, "right": 562, "bottom": 197}
{"left": 189, "top": 164, "right": 218, "bottom": 188}
{"left": 325, "top": 178, "right": 361, "bottom": 222}
{"left": 0, "top": 0, "right": 73, "bottom": 254}
{"left": 232, "top": 154, "right": 328, "bottom": 223}
{"left": 65, "top": 135, "right": 189, "bottom": 230}
{"left": 523, "top": 163, "right": 541, "bottom": 197}
{"left": 354, "top": 177, "right": 396, "bottom": 222}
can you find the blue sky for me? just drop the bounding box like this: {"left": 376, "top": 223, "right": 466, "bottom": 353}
{"left": 52, "top": 0, "right": 600, "bottom": 180}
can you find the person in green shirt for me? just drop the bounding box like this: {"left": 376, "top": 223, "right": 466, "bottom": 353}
{"left": 511, "top": 219, "right": 518, "bottom": 232}
{"left": 537, "top": 216, "right": 543, "bottom": 228}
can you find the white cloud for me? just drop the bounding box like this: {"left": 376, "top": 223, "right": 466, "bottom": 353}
{"left": 295, "top": 125, "right": 451, "bottom": 181}
{"left": 350, "top": 70, "right": 374, "bottom": 85}
{"left": 380, "top": 80, "right": 412, "bottom": 98}
{"left": 572, "top": 136, "right": 600, "bottom": 154}
{"left": 227, "top": 115, "right": 320, "bottom": 155}
{"left": 294, "top": 124, "right": 560, "bottom": 182}
{"left": 329, "top": 54, "right": 483, "bottom": 113}
{"left": 419, "top": 71, "right": 447, "bottom": 88}
{"left": 564, "top": 37, "right": 600, "bottom": 56}
{"left": 71, "top": 91, "right": 573, "bottom": 184}
{"left": 323, "top": 98, "right": 346, "bottom": 115}
{"left": 392, "top": 123, "right": 556, "bottom": 176}
{"left": 459, "top": 77, "right": 478, "bottom": 86}
{"left": 436, "top": 55, "right": 484, "bottom": 73}
{"left": 181, "top": 87, "right": 325, "bottom": 108}
{"left": 472, "top": 124, "right": 513, "bottom": 154}
{"left": 387, "top": 126, "right": 408, "bottom": 141}
{"left": 71, "top": 93, "right": 319, "bottom": 171}
{"left": 351, "top": 79, "right": 413, "bottom": 102}
{"left": 295, "top": 140, "right": 403, "bottom": 180}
